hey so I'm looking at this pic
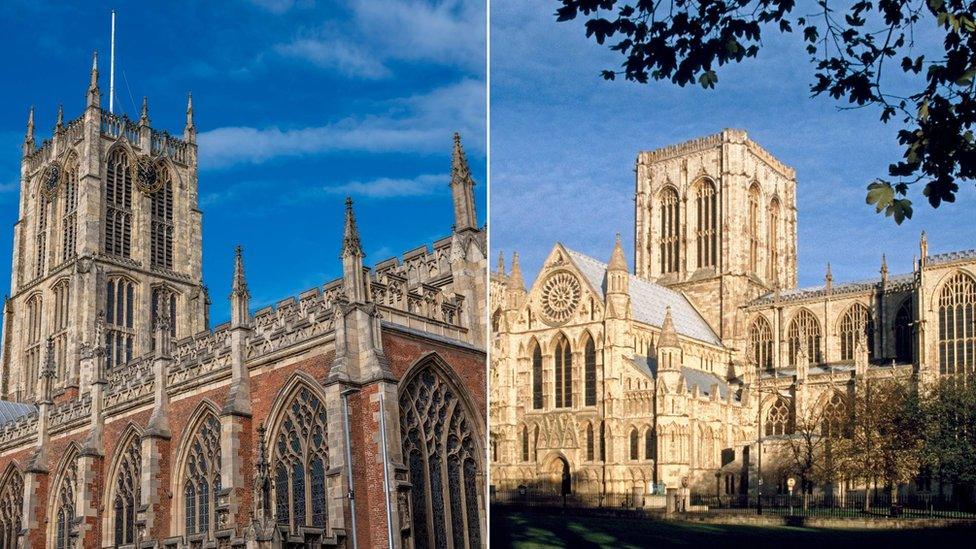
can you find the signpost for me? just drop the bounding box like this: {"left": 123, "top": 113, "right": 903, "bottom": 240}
{"left": 787, "top": 477, "right": 796, "bottom": 516}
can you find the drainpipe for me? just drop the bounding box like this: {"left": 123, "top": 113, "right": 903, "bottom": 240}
{"left": 379, "top": 390, "right": 395, "bottom": 549}
{"left": 341, "top": 387, "right": 360, "bottom": 549}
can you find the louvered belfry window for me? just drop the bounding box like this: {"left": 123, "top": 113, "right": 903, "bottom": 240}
{"left": 105, "top": 149, "right": 132, "bottom": 258}
{"left": 150, "top": 176, "right": 174, "bottom": 269}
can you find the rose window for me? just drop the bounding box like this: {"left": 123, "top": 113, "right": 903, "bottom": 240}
{"left": 541, "top": 272, "right": 582, "bottom": 325}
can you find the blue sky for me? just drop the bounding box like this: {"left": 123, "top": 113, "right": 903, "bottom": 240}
{"left": 491, "top": 2, "right": 976, "bottom": 289}
{"left": 0, "top": 0, "right": 485, "bottom": 323}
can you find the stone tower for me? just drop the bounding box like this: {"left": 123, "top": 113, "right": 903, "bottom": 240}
{"left": 0, "top": 53, "right": 207, "bottom": 402}
{"left": 634, "top": 129, "right": 798, "bottom": 346}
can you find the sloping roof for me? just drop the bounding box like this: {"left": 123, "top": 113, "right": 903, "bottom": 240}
{"left": 628, "top": 356, "right": 739, "bottom": 401}
{"left": 0, "top": 400, "right": 35, "bottom": 427}
{"left": 748, "top": 272, "right": 915, "bottom": 306}
{"left": 567, "top": 249, "right": 722, "bottom": 346}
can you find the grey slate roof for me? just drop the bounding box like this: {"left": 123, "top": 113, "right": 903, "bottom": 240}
{"left": 748, "top": 272, "right": 915, "bottom": 306}
{"left": 566, "top": 249, "right": 722, "bottom": 346}
{"left": 628, "top": 356, "right": 739, "bottom": 401}
{"left": 0, "top": 400, "right": 36, "bottom": 427}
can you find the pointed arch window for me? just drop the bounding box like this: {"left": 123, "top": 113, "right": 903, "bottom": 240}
{"left": 599, "top": 421, "right": 606, "bottom": 462}
{"left": 183, "top": 413, "right": 221, "bottom": 539}
{"left": 113, "top": 435, "right": 141, "bottom": 547}
{"left": 24, "top": 293, "right": 43, "bottom": 398}
{"left": 840, "top": 303, "right": 873, "bottom": 362}
{"left": 105, "top": 149, "right": 132, "bottom": 258}
{"left": 629, "top": 428, "right": 639, "bottom": 460}
{"left": 821, "top": 392, "right": 848, "bottom": 438}
{"left": 400, "top": 363, "right": 482, "bottom": 549}
{"left": 748, "top": 183, "right": 761, "bottom": 273}
{"left": 659, "top": 187, "right": 680, "bottom": 274}
{"left": 61, "top": 162, "right": 78, "bottom": 262}
{"left": 787, "top": 309, "right": 822, "bottom": 366}
{"left": 585, "top": 423, "right": 594, "bottom": 461}
{"left": 748, "top": 316, "right": 773, "bottom": 370}
{"left": 150, "top": 174, "right": 174, "bottom": 270}
{"left": 645, "top": 429, "right": 654, "bottom": 460}
{"left": 938, "top": 272, "right": 976, "bottom": 376}
{"left": 106, "top": 277, "right": 135, "bottom": 369}
{"left": 894, "top": 299, "right": 914, "bottom": 363}
{"left": 695, "top": 179, "right": 718, "bottom": 269}
{"left": 34, "top": 194, "right": 49, "bottom": 279}
{"left": 584, "top": 337, "right": 596, "bottom": 406}
{"left": 768, "top": 198, "right": 781, "bottom": 281}
{"left": 0, "top": 470, "right": 23, "bottom": 549}
{"left": 532, "top": 344, "right": 543, "bottom": 409}
{"left": 521, "top": 426, "right": 529, "bottom": 462}
{"left": 53, "top": 280, "right": 70, "bottom": 382}
{"left": 54, "top": 456, "right": 77, "bottom": 549}
{"left": 554, "top": 337, "right": 572, "bottom": 408}
{"left": 764, "top": 398, "right": 793, "bottom": 436}
{"left": 271, "top": 385, "right": 329, "bottom": 532}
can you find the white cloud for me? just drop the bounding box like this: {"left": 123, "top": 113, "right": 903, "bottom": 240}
{"left": 197, "top": 78, "right": 484, "bottom": 169}
{"left": 320, "top": 174, "right": 447, "bottom": 198}
{"left": 275, "top": 37, "right": 391, "bottom": 79}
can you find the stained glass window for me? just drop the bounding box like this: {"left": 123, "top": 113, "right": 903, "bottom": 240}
{"left": 531, "top": 344, "right": 543, "bottom": 409}
{"left": 584, "top": 337, "right": 596, "bottom": 406}
{"left": 0, "top": 470, "right": 23, "bottom": 549}
{"left": 54, "top": 455, "right": 77, "bottom": 549}
{"left": 840, "top": 303, "right": 872, "bottom": 361}
{"left": 787, "top": 309, "right": 822, "bottom": 366}
{"left": 895, "top": 299, "right": 914, "bottom": 363}
{"left": 554, "top": 336, "right": 572, "bottom": 408}
{"left": 270, "top": 385, "right": 329, "bottom": 533}
{"left": 183, "top": 413, "right": 220, "bottom": 538}
{"left": 821, "top": 392, "right": 848, "bottom": 438}
{"left": 113, "top": 435, "right": 141, "bottom": 546}
{"left": 749, "top": 316, "right": 773, "bottom": 370}
{"left": 938, "top": 272, "right": 976, "bottom": 376}
{"left": 400, "top": 362, "right": 482, "bottom": 549}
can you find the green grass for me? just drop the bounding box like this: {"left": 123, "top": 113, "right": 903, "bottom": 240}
{"left": 491, "top": 508, "right": 976, "bottom": 548}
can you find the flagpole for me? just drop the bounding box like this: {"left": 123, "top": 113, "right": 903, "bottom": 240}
{"left": 109, "top": 10, "right": 116, "bottom": 113}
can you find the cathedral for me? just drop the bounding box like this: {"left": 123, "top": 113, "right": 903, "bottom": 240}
{"left": 0, "top": 54, "right": 486, "bottom": 548}
{"left": 489, "top": 129, "right": 976, "bottom": 501}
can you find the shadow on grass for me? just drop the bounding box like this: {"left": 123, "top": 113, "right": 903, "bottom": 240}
{"left": 490, "top": 506, "right": 976, "bottom": 548}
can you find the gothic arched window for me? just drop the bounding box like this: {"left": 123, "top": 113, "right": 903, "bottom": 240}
{"left": 695, "top": 179, "right": 718, "bottom": 269}
{"left": 938, "top": 272, "right": 976, "bottom": 376}
{"left": 400, "top": 362, "right": 482, "bottom": 549}
{"left": 894, "top": 299, "right": 914, "bottom": 363}
{"left": 521, "top": 426, "right": 529, "bottom": 462}
{"left": 748, "top": 183, "right": 761, "bottom": 273}
{"left": 787, "top": 309, "right": 822, "bottom": 366}
{"left": 629, "top": 428, "right": 639, "bottom": 460}
{"left": 840, "top": 303, "right": 873, "bottom": 362}
{"left": 34, "top": 195, "right": 49, "bottom": 279}
{"left": 584, "top": 337, "right": 596, "bottom": 406}
{"left": 271, "top": 384, "right": 329, "bottom": 532}
{"left": 659, "top": 187, "right": 680, "bottom": 274}
{"left": 106, "top": 278, "right": 135, "bottom": 369}
{"left": 821, "top": 392, "right": 847, "bottom": 438}
{"left": 53, "top": 280, "right": 70, "bottom": 382}
{"left": 150, "top": 175, "right": 174, "bottom": 269}
{"left": 112, "top": 435, "right": 141, "bottom": 547}
{"left": 554, "top": 336, "right": 572, "bottom": 408}
{"left": 645, "top": 429, "right": 654, "bottom": 460}
{"left": 61, "top": 161, "right": 78, "bottom": 262}
{"left": 0, "top": 470, "right": 23, "bottom": 549}
{"left": 54, "top": 455, "right": 77, "bottom": 549}
{"left": 749, "top": 316, "right": 773, "bottom": 371}
{"left": 183, "top": 413, "right": 221, "bottom": 539}
{"left": 532, "top": 343, "right": 543, "bottom": 409}
{"left": 768, "top": 198, "right": 781, "bottom": 281}
{"left": 585, "top": 423, "right": 594, "bottom": 461}
{"left": 105, "top": 148, "right": 133, "bottom": 258}
{"left": 24, "top": 293, "right": 43, "bottom": 397}
{"left": 599, "top": 421, "right": 606, "bottom": 462}
{"left": 764, "top": 398, "right": 793, "bottom": 436}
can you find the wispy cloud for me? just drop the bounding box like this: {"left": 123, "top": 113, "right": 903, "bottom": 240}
{"left": 275, "top": 37, "right": 391, "bottom": 79}
{"left": 197, "top": 78, "right": 484, "bottom": 169}
{"left": 319, "top": 174, "right": 447, "bottom": 198}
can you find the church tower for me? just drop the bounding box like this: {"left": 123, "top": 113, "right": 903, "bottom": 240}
{"left": 634, "top": 129, "right": 798, "bottom": 346}
{"left": 0, "top": 54, "right": 207, "bottom": 402}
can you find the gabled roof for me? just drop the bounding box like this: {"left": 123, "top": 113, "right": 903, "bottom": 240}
{"left": 0, "top": 400, "right": 35, "bottom": 428}
{"left": 566, "top": 249, "right": 722, "bottom": 346}
{"left": 629, "top": 356, "right": 738, "bottom": 401}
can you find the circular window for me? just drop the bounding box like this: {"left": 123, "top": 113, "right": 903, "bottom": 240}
{"left": 540, "top": 271, "right": 582, "bottom": 325}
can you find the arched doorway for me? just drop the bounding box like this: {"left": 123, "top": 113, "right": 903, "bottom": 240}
{"left": 545, "top": 456, "right": 572, "bottom": 496}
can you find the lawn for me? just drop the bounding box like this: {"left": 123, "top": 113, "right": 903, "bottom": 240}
{"left": 490, "top": 507, "right": 976, "bottom": 548}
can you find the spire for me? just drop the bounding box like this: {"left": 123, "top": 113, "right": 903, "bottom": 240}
{"left": 23, "top": 106, "right": 35, "bottom": 156}
{"left": 497, "top": 251, "right": 506, "bottom": 276}
{"left": 55, "top": 104, "right": 64, "bottom": 132}
{"left": 608, "top": 233, "right": 628, "bottom": 272}
{"left": 658, "top": 306, "right": 680, "bottom": 349}
{"left": 825, "top": 262, "right": 833, "bottom": 291}
{"left": 230, "top": 245, "right": 250, "bottom": 327}
{"left": 139, "top": 96, "right": 150, "bottom": 126}
{"left": 450, "top": 132, "right": 478, "bottom": 232}
{"left": 920, "top": 231, "right": 928, "bottom": 267}
{"left": 509, "top": 252, "right": 525, "bottom": 291}
{"left": 87, "top": 50, "right": 100, "bottom": 108}
{"left": 880, "top": 254, "right": 889, "bottom": 283}
{"left": 341, "top": 197, "right": 367, "bottom": 302}
{"left": 184, "top": 91, "right": 196, "bottom": 141}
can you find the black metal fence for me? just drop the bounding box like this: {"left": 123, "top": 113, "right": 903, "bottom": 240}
{"left": 492, "top": 489, "right": 976, "bottom": 520}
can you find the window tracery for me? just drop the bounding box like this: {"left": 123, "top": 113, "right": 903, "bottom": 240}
{"left": 584, "top": 337, "right": 597, "bottom": 406}
{"left": 150, "top": 169, "right": 174, "bottom": 270}
{"left": 54, "top": 456, "right": 77, "bottom": 549}
{"left": 539, "top": 272, "right": 581, "bottom": 325}
{"left": 659, "top": 187, "right": 680, "bottom": 274}
{"left": 840, "top": 303, "right": 872, "bottom": 362}
{"left": 787, "top": 309, "right": 822, "bottom": 366}
{"left": 24, "top": 293, "right": 43, "bottom": 397}
{"left": 748, "top": 316, "right": 773, "bottom": 370}
{"left": 0, "top": 470, "right": 23, "bottom": 549}
{"left": 748, "top": 183, "right": 761, "bottom": 273}
{"left": 53, "top": 280, "right": 70, "bottom": 382}
{"left": 184, "top": 413, "right": 221, "bottom": 539}
{"left": 764, "top": 398, "right": 793, "bottom": 436}
{"left": 105, "top": 149, "right": 133, "bottom": 258}
{"left": 34, "top": 194, "right": 48, "bottom": 279}
{"left": 553, "top": 336, "right": 572, "bottom": 408}
{"left": 894, "top": 299, "right": 914, "bottom": 364}
{"left": 768, "top": 198, "right": 781, "bottom": 281}
{"left": 400, "top": 363, "right": 482, "bottom": 549}
{"left": 695, "top": 180, "right": 718, "bottom": 269}
{"left": 939, "top": 272, "right": 976, "bottom": 375}
{"left": 106, "top": 278, "right": 135, "bottom": 369}
{"left": 61, "top": 161, "right": 78, "bottom": 263}
{"left": 821, "top": 392, "right": 847, "bottom": 438}
{"left": 271, "top": 384, "right": 329, "bottom": 532}
{"left": 113, "top": 435, "right": 141, "bottom": 547}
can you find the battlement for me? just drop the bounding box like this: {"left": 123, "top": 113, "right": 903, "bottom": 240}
{"left": 637, "top": 128, "right": 795, "bottom": 179}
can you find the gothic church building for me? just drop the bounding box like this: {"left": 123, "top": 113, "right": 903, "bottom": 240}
{"left": 0, "top": 55, "right": 487, "bottom": 548}
{"left": 490, "top": 129, "right": 975, "bottom": 500}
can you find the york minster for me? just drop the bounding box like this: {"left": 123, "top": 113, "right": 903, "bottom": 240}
{"left": 489, "top": 129, "right": 976, "bottom": 504}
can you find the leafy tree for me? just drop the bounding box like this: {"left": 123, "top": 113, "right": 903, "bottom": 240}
{"left": 919, "top": 378, "right": 976, "bottom": 498}
{"left": 780, "top": 397, "right": 851, "bottom": 509}
{"left": 555, "top": 0, "right": 976, "bottom": 223}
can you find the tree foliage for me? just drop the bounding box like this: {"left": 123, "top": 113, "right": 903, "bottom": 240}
{"left": 919, "top": 378, "right": 976, "bottom": 491}
{"left": 555, "top": 0, "right": 976, "bottom": 222}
